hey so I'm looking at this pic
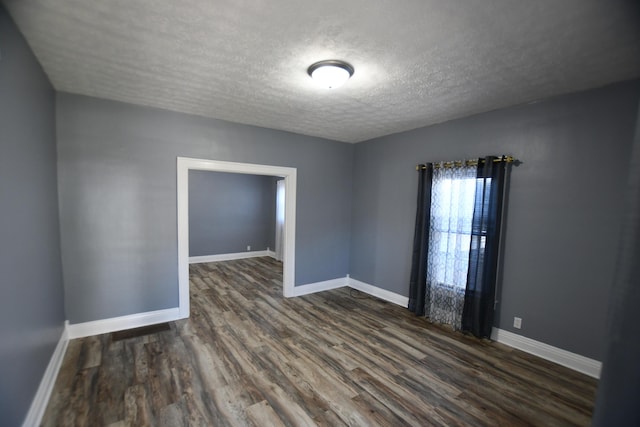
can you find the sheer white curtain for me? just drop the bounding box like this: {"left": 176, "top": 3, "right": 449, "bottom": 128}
{"left": 274, "top": 179, "right": 285, "bottom": 261}
{"left": 425, "top": 162, "right": 477, "bottom": 329}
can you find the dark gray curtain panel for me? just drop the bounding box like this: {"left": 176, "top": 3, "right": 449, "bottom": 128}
{"left": 408, "top": 164, "right": 433, "bottom": 315}
{"left": 462, "top": 156, "right": 507, "bottom": 338}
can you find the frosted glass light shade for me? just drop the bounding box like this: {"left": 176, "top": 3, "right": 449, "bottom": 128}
{"left": 308, "top": 60, "right": 354, "bottom": 89}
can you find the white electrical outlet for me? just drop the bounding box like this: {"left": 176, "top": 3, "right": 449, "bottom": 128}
{"left": 513, "top": 317, "right": 522, "bottom": 329}
{"left": 247, "top": 245, "right": 251, "bottom": 251}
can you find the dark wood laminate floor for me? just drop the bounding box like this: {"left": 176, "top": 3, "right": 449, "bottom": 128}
{"left": 43, "top": 257, "right": 598, "bottom": 426}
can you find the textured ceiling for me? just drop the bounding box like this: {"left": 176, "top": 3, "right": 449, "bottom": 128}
{"left": 4, "top": 0, "right": 640, "bottom": 143}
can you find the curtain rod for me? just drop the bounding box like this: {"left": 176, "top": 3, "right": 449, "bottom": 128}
{"left": 415, "top": 155, "right": 517, "bottom": 171}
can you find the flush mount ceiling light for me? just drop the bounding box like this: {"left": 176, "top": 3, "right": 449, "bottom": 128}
{"left": 307, "top": 60, "right": 354, "bottom": 89}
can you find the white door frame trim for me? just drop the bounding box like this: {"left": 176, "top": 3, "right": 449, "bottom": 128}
{"left": 177, "top": 157, "right": 297, "bottom": 318}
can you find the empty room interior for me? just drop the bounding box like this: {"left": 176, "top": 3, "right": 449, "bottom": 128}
{"left": 2, "top": 1, "right": 640, "bottom": 426}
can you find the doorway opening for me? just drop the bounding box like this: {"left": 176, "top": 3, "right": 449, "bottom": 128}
{"left": 274, "top": 179, "right": 285, "bottom": 261}
{"left": 177, "top": 157, "right": 297, "bottom": 318}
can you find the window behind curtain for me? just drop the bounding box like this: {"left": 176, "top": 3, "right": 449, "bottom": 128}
{"left": 424, "top": 163, "right": 477, "bottom": 329}
{"left": 427, "top": 171, "right": 477, "bottom": 290}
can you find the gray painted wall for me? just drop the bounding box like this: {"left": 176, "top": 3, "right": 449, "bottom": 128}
{"left": 189, "top": 171, "right": 276, "bottom": 256}
{"left": 0, "top": 7, "right": 66, "bottom": 425}
{"left": 350, "top": 80, "right": 640, "bottom": 360}
{"left": 56, "top": 93, "right": 354, "bottom": 323}
{"left": 593, "top": 95, "right": 640, "bottom": 426}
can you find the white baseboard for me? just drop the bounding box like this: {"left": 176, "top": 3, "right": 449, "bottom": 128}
{"left": 491, "top": 327, "right": 602, "bottom": 379}
{"left": 291, "top": 277, "right": 347, "bottom": 297}
{"left": 266, "top": 249, "right": 277, "bottom": 259}
{"left": 289, "top": 276, "right": 410, "bottom": 306}
{"left": 67, "top": 308, "right": 182, "bottom": 339}
{"left": 189, "top": 250, "right": 273, "bottom": 264}
{"left": 22, "top": 323, "right": 69, "bottom": 427}
{"left": 347, "top": 277, "right": 410, "bottom": 307}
